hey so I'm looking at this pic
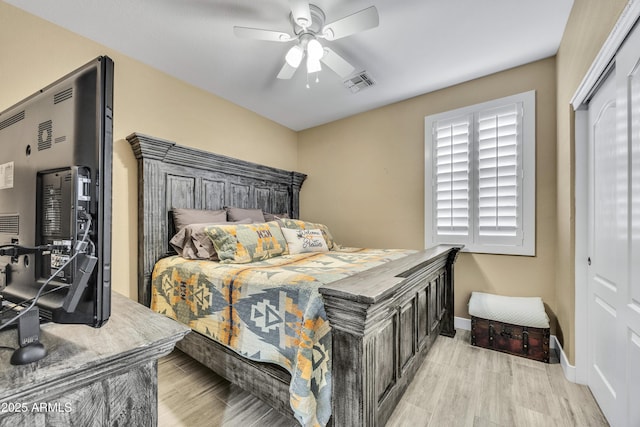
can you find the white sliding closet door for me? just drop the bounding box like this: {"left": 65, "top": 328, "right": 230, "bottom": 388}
{"left": 587, "top": 67, "right": 623, "bottom": 427}
{"left": 586, "top": 20, "right": 640, "bottom": 427}
{"left": 616, "top": 20, "right": 640, "bottom": 427}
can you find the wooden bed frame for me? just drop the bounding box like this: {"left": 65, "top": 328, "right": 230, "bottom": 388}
{"left": 128, "top": 133, "right": 461, "bottom": 426}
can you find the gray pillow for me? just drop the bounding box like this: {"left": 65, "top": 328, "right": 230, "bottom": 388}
{"left": 172, "top": 208, "right": 226, "bottom": 232}
{"left": 263, "top": 211, "right": 290, "bottom": 222}
{"left": 224, "top": 207, "right": 265, "bottom": 223}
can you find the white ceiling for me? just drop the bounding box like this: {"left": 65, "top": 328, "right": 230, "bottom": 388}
{"left": 6, "top": 0, "right": 574, "bottom": 131}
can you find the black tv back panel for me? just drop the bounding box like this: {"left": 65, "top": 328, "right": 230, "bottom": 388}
{"left": 0, "top": 56, "right": 113, "bottom": 328}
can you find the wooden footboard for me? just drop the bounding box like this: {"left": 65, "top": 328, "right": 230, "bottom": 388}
{"left": 128, "top": 133, "right": 461, "bottom": 426}
{"left": 320, "top": 245, "right": 460, "bottom": 426}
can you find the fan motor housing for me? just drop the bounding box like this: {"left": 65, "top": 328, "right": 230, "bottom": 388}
{"left": 291, "top": 4, "right": 325, "bottom": 35}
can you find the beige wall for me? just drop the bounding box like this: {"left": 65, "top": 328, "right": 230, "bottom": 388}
{"left": 554, "top": 0, "right": 628, "bottom": 364}
{"left": 4, "top": 0, "right": 633, "bottom": 367}
{"left": 298, "top": 58, "right": 558, "bottom": 328}
{"left": 298, "top": 0, "right": 630, "bottom": 365}
{"left": 0, "top": 2, "right": 298, "bottom": 300}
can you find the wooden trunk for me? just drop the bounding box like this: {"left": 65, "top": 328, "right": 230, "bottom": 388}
{"left": 470, "top": 316, "right": 550, "bottom": 363}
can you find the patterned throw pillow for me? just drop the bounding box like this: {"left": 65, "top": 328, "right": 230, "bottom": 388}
{"left": 205, "top": 221, "right": 288, "bottom": 263}
{"left": 280, "top": 219, "right": 336, "bottom": 250}
{"left": 281, "top": 228, "right": 329, "bottom": 254}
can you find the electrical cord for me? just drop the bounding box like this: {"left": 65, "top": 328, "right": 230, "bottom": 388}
{"left": 0, "top": 212, "right": 93, "bottom": 257}
{"left": 1, "top": 282, "right": 70, "bottom": 313}
{"left": 0, "top": 214, "right": 93, "bottom": 332}
{"left": 0, "top": 244, "right": 49, "bottom": 257}
{"left": 0, "top": 251, "right": 81, "bottom": 332}
{"left": 0, "top": 244, "right": 74, "bottom": 257}
{"left": 77, "top": 212, "right": 94, "bottom": 256}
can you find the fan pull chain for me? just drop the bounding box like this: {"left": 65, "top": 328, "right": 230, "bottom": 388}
{"left": 305, "top": 73, "right": 320, "bottom": 89}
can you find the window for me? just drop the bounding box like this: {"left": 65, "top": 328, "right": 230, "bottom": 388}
{"left": 424, "top": 91, "right": 535, "bottom": 256}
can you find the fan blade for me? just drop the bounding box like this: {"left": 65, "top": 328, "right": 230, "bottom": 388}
{"left": 322, "top": 6, "right": 379, "bottom": 41}
{"left": 320, "top": 47, "right": 355, "bottom": 78}
{"left": 277, "top": 62, "right": 298, "bottom": 79}
{"left": 233, "top": 26, "right": 292, "bottom": 42}
{"left": 289, "top": 0, "right": 312, "bottom": 28}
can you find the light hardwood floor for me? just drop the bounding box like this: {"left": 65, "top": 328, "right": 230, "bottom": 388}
{"left": 158, "top": 330, "right": 608, "bottom": 426}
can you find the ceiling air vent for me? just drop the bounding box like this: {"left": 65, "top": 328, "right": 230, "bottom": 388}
{"left": 343, "top": 71, "right": 375, "bottom": 93}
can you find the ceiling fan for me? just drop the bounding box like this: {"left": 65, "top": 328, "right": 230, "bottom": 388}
{"left": 233, "top": 0, "right": 379, "bottom": 81}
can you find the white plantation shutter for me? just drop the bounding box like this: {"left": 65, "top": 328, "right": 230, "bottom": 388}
{"left": 425, "top": 91, "right": 535, "bottom": 256}
{"left": 434, "top": 115, "right": 471, "bottom": 239}
{"left": 476, "top": 103, "right": 522, "bottom": 245}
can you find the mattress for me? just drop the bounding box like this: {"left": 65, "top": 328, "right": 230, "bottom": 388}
{"left": 151, "top": 247, "right": 415, "bottom": 427}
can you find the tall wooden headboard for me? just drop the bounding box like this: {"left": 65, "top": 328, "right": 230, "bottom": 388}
{"left": 127, "top": 133, "right": 307, "bottom": 306}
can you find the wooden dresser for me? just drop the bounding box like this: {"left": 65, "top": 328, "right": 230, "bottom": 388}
{"left": 0, "top": 292, "right": 189, "bottom": 426}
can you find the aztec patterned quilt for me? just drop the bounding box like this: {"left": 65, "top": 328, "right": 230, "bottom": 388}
{"left": 151, "top": 247, "right": 415, "bottom": 427}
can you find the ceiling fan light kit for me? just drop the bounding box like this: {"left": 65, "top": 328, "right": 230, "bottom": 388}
{"left": 307, "top": 56, "right": 322, "bottom": 74}
{"left": 306, "top": 39, "right": 324, "bottom": 60}
{"left": 233, "top": 2, "right": 379, "bottom": 84}
{"left": 285, "top": 45, "right": 304, "bottom": 67}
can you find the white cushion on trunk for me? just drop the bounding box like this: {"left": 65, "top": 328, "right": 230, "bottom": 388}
{"left": 468, "top": 292, "right": 550, "bottom": 329}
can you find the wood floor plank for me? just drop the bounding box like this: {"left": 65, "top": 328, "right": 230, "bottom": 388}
{"left": 475, "top": 372, "right": 516, "bottom": 426}
{"left": 512, "top": 404, "right": 561, "bottom": 427}
{"left": 399, "top": 359, "right": 450, "bottom": 415}
{"left": 250, "top": 409, "right": 299, "bottom": 427}
{"left": 213, "top": 385, "right": 277, "bottom": 426}
{"left": 424, "top": 330, "right": 459, "bottom": 365}
{"left": 511, "top": 359, "right": 565, "bottom": 421}
{"left": 480, "top": 346, "right": 514, "bottom": 376}
{"left": 556, "top": 388, "right": 610, "bottom": 426}
{"left": 385, "top": 400, "right": 432, "bottom": 426}
{"left": 428, "top": 367, "right": 481, "bottom": 427}
{"left": 158, "top": 330, "right": 609, "bottom": 427}
{"left": 472, "top": 416, "right": 504, "bottom": 427}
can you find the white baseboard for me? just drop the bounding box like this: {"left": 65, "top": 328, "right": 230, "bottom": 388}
{"left": 454, "top": 316, "right": 471, "bottom": 331}
{"left": 454, "top": 316, "right": 577, "bottom": 383}
{"left": 552, "top": 335, "right": 576, "bottom": 383}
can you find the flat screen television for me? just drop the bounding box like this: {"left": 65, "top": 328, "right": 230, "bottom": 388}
{"left": 0, "top": 56, "right": 113, "bottom": 362}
